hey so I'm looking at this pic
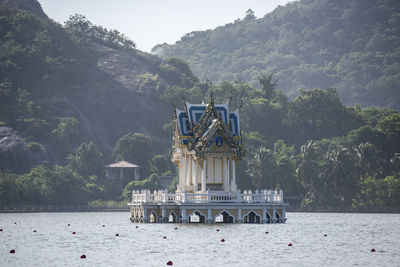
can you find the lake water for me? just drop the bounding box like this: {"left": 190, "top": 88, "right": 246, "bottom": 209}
{"left": 1, "top": 212, "right": 399, "bottom": 266}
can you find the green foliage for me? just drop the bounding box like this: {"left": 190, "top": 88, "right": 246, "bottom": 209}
{"left": 155, "top": 0, "right": 400, "bottom": 111}
{"left": 27, "top": 141, "right": 42, "bottom": 153}
{"left": 113, "top": 132, "right": 152, "bottom": 176}
{"left": 246, "top": 140, "right": 300, "bottom": 195}
{"left": 0, "top": 162, "right": 102, "bottom": 205}
{"left": 353, "top": 174, "right": 400, "bottom": 208}
{"left": 52, "top": 117, "right": 79, "bottom": 142}
{"left": 67, "top": 141, "right": 104, "bottom": 178}
{"left": 65, "top": 14, "right": 136, "bottom": 51}
{"left": 0, "top": 7, "right": 94, "bottom": 146}
{"left": 122, "top": 173, "right": 161, "bottom": 200}
{"left": 150, "top": 154, "right": 172, "bottom": 175}
{"left": 168, "top": 175, "right": 179, "bottom": 193}
{"left": 88, "top": 199, "right": 127, "bottom": 209}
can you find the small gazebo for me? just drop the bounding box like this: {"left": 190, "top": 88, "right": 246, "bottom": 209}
{"left": 105, "top": 161, "right": 140, "bottom": 181}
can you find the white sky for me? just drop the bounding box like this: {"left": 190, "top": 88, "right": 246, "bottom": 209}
{"left": 38, "top": 0, "right": 294, "bottom": 52}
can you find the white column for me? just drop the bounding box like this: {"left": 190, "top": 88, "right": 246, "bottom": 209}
{"left": 179, "top": 155, "right": 187, "bottom": 186}
{"left": 186, "top": 155, "right": 191, "bottom": 186}
{"left": 227, "top": 157, "right": 231, "bottom": 191}
{"left": 223, "top": 157, "right": 228, "bottom": 191}
{"left": 194, "top": 160, "right": 199, "bottom": 191}
{"left": 232, "top": 159, "right": 236, "bottom": 192}
{"left": 201, "top": 159, "right": 207, "bottom": 191}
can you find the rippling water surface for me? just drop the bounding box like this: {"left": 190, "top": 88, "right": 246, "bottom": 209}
{"left": 1, "top": 212, "right": 399, "bottom": 266}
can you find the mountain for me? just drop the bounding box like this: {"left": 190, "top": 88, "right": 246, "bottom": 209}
{"left": 0, "top": 0, "right": 47, "bottom": 18}
{"left": 154, "top": 0, "right": 400, "bottom": 111}
{"left": 0, "top": 2, "right": 196, "bottom": 173}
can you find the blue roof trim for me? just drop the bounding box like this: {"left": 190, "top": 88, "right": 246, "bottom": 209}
{"left": 215, "top": 106, "right": 228, "bottom": 124}
{"left": 178, "top": 112, "right": 192, "bottom": 136}
{"left": 229, "top": 113, "right": 239, "bottom": 136}
{"left": 188, "top": 106, "right": 206, "bottom": 125}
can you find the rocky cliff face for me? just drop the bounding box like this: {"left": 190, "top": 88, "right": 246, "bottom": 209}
{"left": 0, "top": 0, "right": 47, "bottom": 18}
{"left": 0, "top": 127, "right": 50, "bottom": 173}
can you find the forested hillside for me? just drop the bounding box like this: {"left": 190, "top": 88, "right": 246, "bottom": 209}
{"left": 0, "top": 6, "right": 196, "bottom": 173}
{"left": 0, "top": 1, "right": 399, "bottom": 209}
{"left": 155, "top": 0, "right": 400, "bottom": 111}
{"left": 0, "top": 3, "right": 197, "bottom": 204}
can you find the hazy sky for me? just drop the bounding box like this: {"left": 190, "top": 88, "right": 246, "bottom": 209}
{"left": 38, "top": 0, "right": 294, "bottom": 52}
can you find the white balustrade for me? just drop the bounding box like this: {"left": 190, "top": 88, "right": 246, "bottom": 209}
{"left": 129, "top": 188, "right": 284, "bottom": 205}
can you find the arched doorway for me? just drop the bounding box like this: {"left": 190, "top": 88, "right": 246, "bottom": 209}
{"left": 168, "top": 211, "right": 178, "bottom": 223}
{"left": 189, "top": 210, "right": 206, "bottom": 223}
{"left": 215, "top": 211, "right": 235, "bottom": 223}
{"left": 149, "top": 211, "right": 158, "bottom": 223}
{"left": 244, "top": 211, "right": 261, "bottom": 223}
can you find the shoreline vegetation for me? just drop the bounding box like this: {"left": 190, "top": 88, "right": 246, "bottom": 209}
{"left": 1, "top": 205, "right": 399, "bottom": 214}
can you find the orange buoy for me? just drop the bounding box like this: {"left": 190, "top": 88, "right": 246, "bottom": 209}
{"left": 10, "top": 249, "right": 15, "bottom": 254}
{"left": 163, "top": 236, "right": 167, "bottom": 239}
{"left": 81, "top": 254, "right": 86, "bottom": 259}
{"left": 115, "top": 233, "right": 119, "bottom": 237}
{"left": 72, "top": 231, "right": 76, "bottom": 235}
{"left": 221, "top": 238, "right": 225, "bottom": 242}
{"left": 288, "top": 243, "right": 293, "bottom": 246}
{"left": 371, "top": 248, "right": 376, "bottom": 252}
{"left": 166, "top": 260, "right": 173, "bottom": 265}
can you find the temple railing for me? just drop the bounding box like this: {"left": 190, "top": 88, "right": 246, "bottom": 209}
{"left": 129, "top": 189, "right": 284, "bottom": 205}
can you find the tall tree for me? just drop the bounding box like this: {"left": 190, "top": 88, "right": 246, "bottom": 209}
{"left": 113, "top": 132, "right": 152, "bottom": 176}
{"left": 257, "top": 73, "right": 277, "bottom": 100}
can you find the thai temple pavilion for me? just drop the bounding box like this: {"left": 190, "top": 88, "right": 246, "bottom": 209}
{"left": 128, "top": 97, "right": 287, "bottom": 223}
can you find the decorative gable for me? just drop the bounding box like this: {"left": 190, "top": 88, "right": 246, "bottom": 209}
{"left": 173, "top": 97, "right": 244, "bottom": 160}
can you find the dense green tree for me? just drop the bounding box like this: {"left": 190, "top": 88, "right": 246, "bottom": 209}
{"left": 150, "top": 154, "right": 172, "bottom": 175}
{"left": 257, "top": 73, "right": 277, "bottom": 100}
{"left": 67, "top": 141, "right": 104, "bottom": 178}
{"left": 288, "top": 88, "right": 362, "bottom": 146}
{"left": 113, "top": 133, "right": 152, "bottom": 176}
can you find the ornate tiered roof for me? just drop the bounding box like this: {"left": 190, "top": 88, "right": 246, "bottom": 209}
{"left": 173, "top": 98, "right": 245, "bottom": 160}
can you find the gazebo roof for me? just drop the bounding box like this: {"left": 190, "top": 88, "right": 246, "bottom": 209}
{"left": 105, "top": 161, "right": 140, "bottom": 168}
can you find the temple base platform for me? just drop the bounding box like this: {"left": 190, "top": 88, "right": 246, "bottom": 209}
{"left": 128, "top": 190, "right": 287, "bottom": 224}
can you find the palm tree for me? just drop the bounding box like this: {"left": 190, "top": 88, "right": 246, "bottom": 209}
{"left": 321, "top": 146, "right": 357, "bottom": 204}
{"left": 354, "top": 142, "right": 380, "bottom": 181}
{"left": 247, "top": 146, "right": 276, "bottom": 189}
{"left": 296, "top": 140, "right": 321, "bottom": 194}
